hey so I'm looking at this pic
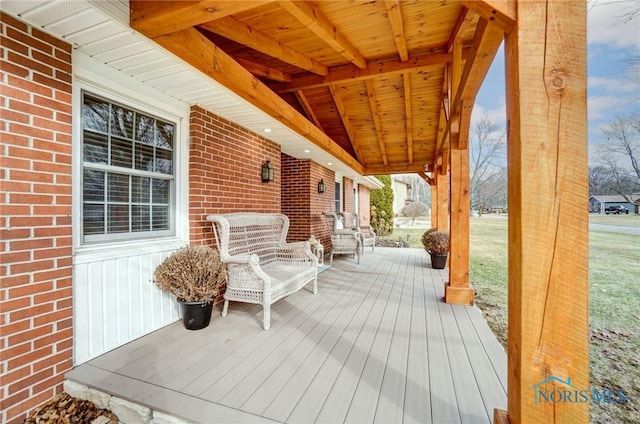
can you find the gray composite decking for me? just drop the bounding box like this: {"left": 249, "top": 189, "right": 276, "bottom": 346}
{"left": 67, "top": 247, "right": 507, "bottom": 423}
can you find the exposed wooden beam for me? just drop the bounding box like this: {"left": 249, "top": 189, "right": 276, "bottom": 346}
{"left": 235, "top": 57, "right": 292, "bottom": 82}
{"left": 130, "top": 1, "right": 271, "bottom": 39}
{"left": 279, "top": 0, "right": 367, "bottom": 69}
{"left": 460, "top": 0, "right": 516, "bottom": 32}
{"left": 435, "top": 167, "right": 448, "bottom": 230}
{"left": 294, "top": 91, "right": 324, "bottom": 130}
{"left": 152, "top": 27, "right": 363, "bottom": 174}
{"left": 447, "top": 7, "right": 474, "bottom": 52}
{"left": 363, "top": 162, "right": 427, "bottom": 175}
{"left": 434, "top": 76, "right": 450, "bottom": 171}
{"left": 403, "top": 73, "right": 414, "bottom": 164}
{"left": 199, "top": 17, "right": 328, "bottom": 76}
{"left": 385, "top": 1, "right": 409, "bottom": 61}
{"left": 501, "top": 1, "right": 588, "bottom": 422}
{"left": 275, "top": 50, "right": 458, "bottom": 93}
{"left": 328, "top": 85, "right": 363, "bottom": 162}
{"left": 365, "top": 80, "right": 389, "bottom": 167}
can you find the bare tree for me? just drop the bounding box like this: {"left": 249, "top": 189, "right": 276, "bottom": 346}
{"left": 470, "top": 115, "right": 507, "bottom": 213}
{"left": 596, "top": 112, "right": 640, "bottom": 205}
{"left": 401, "top": 201, "right": 429, "bottom": 226}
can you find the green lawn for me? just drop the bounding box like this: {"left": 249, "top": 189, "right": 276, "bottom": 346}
{"left": 384, "top": 216, "right": 640, "bottom": 423}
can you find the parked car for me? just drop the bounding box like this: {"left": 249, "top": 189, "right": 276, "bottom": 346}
{"left": 604, "top": 205, "right": 629, "bottom": 214}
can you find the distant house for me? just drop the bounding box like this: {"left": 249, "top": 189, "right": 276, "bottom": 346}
{"left": 589, "top": 195, "right": 639, "bottom": 214}
{"left": 391, "top": 177, "right": 412, "bottom": 215}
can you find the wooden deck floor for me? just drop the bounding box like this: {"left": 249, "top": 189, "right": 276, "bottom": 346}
{"left": 67, "top": 247, "right": 507, "bottom": 423}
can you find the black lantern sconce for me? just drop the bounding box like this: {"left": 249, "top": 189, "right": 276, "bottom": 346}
{"left": 317, "top": 179, "right": 326, "bottom": 194}
{"left": 261, "top": 160, "right": 275, "bottom": 183}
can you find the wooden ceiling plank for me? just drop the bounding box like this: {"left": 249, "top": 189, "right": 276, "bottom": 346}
{"left": 152, "top": 27, "right": 363, "bottom": 173}
{"left": 329, "top": 85, "right": 363, "bottom": 162}
{"left": 385, "top": 1, "right": 409, "bottom": 61}
{"left": 403, "top": 73, "right": 413, "bottom": 164}
{"left": 279, "top": 0, "right": 367, "bottom": 69}
{"left": 277, "top": 50, "right": 456, "bottom": 93}
{"left": 199, "top": 17, "right": 328, "bottom": 76}
{"left": 236, "top": 57, "right": 292, "bottom": 82}
{"left": 460, "top": 0, "right": 516, "bottom": 32}
{"left": 295, "top": 91, "right": 324, "bottom": 130}
{"left": 130, "top": 0, "right": 272, "bottom": 39}
{"left": 365, "top": 80, "right": 389, "bottom": 166}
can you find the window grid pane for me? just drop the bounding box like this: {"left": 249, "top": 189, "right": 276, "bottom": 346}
{"left": 82, "top": 91, "right": 175, "bottom": 243}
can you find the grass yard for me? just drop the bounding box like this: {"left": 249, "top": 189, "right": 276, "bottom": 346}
{"left": 384, "top": 215, "right": 640, "bottom": 423}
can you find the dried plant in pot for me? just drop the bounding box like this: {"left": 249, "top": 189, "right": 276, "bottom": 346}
{"left": 153, "top": 245, "right": 227, "bottom": 330}
{"left": 421, "top": 228, "right": 450, "bottom": 269}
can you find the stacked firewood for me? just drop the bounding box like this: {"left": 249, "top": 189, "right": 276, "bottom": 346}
{"left": 24, "top": 393, "right": 118, "bottom": 424}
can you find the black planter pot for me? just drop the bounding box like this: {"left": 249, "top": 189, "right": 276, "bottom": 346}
{"left": 178, "top": 300, "right": 213, "bottom": 330}
{"left": 429, "top": 253, "right": 448, "bottom": 269}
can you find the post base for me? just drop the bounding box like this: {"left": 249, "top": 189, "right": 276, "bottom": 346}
{"left": 493, "top": 409, "right": 509, "bottom": 424}
{"left": 444, "top": 283, "right": 474, "bottom": 305}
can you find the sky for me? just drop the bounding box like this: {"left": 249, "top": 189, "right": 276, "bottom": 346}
{"left": 473, "top": 0, "right": 640, "bottom": 159}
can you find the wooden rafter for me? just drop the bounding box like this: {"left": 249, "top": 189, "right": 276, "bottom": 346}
{"left": 328, "top": 85, "right": 363, "bottom": 162}
{"left": 460, "top": 0, "right": 516, "bottom": 32}
{"left": 447, "top": 7, "right": 474, "bottom": 52}
{"left": 152, "top": 27, "right": 364, "bottom": 173}
{"left": 236, "top": 57, "right": 292, "bottom": 82}
{"left": 276, "top": 50, "right": 458, "bottom": 93}
{"left": 295, "top": 91, "right": 324, "bottom": 130}
{"left": 279, "top": 0, "right": 367, "bottom": 69}
{"left": 434, "top": 76, "right": 450, "bottom": 173}
{"left": 384, "top": 1, "right": 408, "bottom": 61}
{"left": 365, "top": 79, "right": 388, "bottom": 166}
{"left": 403, "top": 73, "right": 413, "bottom": 164}
{"left": 364, "top": 162, "right": 427, "bottom": 175}
{"left": 130, "top": 0, "right": 271, "bottom": 39}
{"left": 199, "top": 17, "right": 328, "bottom": 76}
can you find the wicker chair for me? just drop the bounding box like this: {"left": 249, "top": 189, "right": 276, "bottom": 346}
{"left": 323, "top": 212, "right": 361, "bottom": 264}
{"left": 341, "top": 211, "right": 376, "bottom": 254}
{"left": 207, "top": 213, "right": 317, "bottom": 330}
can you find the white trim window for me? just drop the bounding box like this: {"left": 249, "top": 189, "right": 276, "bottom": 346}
{"left": 81, "top": 91, "right": 175, "bottom": 243}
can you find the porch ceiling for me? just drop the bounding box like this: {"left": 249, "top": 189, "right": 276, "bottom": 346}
{"left": 3, "top": 0, "right": 506, "bottom": 180}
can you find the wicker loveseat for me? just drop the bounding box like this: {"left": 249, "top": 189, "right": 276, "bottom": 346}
{"left": 207, "top": 213, "right": 318, "bottom": 330}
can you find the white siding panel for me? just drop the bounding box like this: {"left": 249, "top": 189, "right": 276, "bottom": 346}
{"left": 73, "top": 249, "right": 180, "bottom": 365}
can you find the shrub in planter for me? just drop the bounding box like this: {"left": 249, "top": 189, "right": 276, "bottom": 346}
{"left": 153, "top": 245, "right": 226, "bottom": 330}
{"left": 421, "top": 228, "right": 450, "bottom": 269}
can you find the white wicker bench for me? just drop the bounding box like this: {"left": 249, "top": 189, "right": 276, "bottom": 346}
{"left": 207, "top": 213, "right": 318, "bottom": 330}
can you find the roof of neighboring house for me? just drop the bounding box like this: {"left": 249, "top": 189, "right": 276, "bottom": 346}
{"left": 590, "top": 194, "right": 640, "bottom": 203}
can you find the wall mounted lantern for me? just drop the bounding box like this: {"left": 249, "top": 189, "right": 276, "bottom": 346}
{"left": 261, "top": 160, "right": 274, "bottom": 182}
{"left": 317, "top": 179, "right": 326, "bottom": 194}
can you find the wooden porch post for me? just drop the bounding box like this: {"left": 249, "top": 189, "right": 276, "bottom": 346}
{"left": 445, "top": 129, "right": 473, "bottom": 305}
{"left": 436, "top": 167, "right": 449, "bottom": 231}
{"left": 498, "top": 1, "right": 589, "bottom": 423}
{"left": 431, "top": 180, "right": 438, "bottom": 229}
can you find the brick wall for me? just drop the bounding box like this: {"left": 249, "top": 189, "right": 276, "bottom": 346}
{"left": 189, "top": 106, "right": 281, "bottom": 246}
{"left": 358, "top": 185, "right": 371, "bottom": 226}
{"left": 342, "top": 177, "right": 354, "bottom": 214}
{"left": 281, "top": 154, "right": 310, "bottom": 242}
{"left": 0, "top": 13, "right": 73, "bottom": 424}
{"left": 310, "top": 162, "right": 335, "bottom": 252}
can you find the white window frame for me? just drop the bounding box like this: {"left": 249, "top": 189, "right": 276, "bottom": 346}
{"left": 72, "top": 56, "right": 189, "bottom": 260}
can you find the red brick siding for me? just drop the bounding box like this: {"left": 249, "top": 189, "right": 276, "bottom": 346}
{"left": 310, "top": 163, "right": 335, "bottom": 252}
{"left": 342, "top": 177, "right": 354, "bottom": 214}
{"left": 0, "top": 13, "right": 73, "bottom": 424}
{"left": 357, "top": 185, "right": 371, "bottom": 226}
{"left": 281, "top": 154, "right": 311, "bottom": 242}
{"left": 189, "top": 106, "right": 281, "bottom": 246}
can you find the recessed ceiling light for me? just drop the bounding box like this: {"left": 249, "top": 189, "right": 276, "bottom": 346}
{"left": 264, "top": 128, "right": 271, "bottom": 133}
{"left": 304, "top": 149, "right": 310, "bottom": 153}
{"left": 327, "top": 162, "right": 332, "bottom": 166}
